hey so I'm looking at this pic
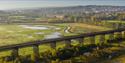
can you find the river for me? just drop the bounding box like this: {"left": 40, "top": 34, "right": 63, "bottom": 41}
{"left": 20, "top": 25, "right": 71, "bottom": 39}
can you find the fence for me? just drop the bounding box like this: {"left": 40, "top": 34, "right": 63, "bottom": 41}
{"left": 0, "top": 28, "right": 125, "bottom": 63}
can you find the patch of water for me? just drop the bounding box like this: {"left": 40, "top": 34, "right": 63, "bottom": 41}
{"left": 55, "top": 28, "right": 61, "bottom": 30}
{"left": 44, "top": 32, "right": 62, "bottom": 39}
{"left": 64, "top": 26, "right": 71, "bottom": 33}
{"left": 20, "top": 25, "right": 61, "bottom": 30}
{"left": 20, "top": 25, "right": 49, "bottom": 30}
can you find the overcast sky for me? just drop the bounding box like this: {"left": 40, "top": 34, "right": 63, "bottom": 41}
{"left": 0, "top": 0, "right": 125, "bottom": 10}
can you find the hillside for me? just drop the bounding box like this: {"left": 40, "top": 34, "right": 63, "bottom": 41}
{"left": 1, "top": 5, "right": 125, "bottom": 23}
{"left": 5, "top": 5, "right": 125, "bottom": 16}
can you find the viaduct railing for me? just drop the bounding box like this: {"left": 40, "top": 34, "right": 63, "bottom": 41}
{"left": 0, "top": 28, "right": 125, "bottom": 63}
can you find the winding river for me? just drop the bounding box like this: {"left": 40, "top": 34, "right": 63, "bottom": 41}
{"left": 20, "top": 25, "right": 71, "bottom": 39}
{"left": 64, "top": 26, "right": 72, "bottom": 33}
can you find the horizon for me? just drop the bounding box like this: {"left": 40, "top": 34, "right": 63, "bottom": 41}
{"left": 0, "top": 0, "right": 125, "bottom": 10}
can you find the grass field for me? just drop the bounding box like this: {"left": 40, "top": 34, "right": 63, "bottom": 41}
{"left": 0, "top": 23, "right": 112, "bottom": 61}
{"left": 106, "top": 20, "right": 125, "bottom": 24}
{"left": 0, "top": 23, "right": 111, "bottom": 46}
{"left": 0, "top": 24, "right": 73, "bottom": 46}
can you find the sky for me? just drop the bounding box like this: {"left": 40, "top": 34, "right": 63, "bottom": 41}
{"left": 0, "top": 0, "right": 125, "bottom": 10}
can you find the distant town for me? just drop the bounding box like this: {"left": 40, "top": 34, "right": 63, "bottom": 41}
{"left": 0, "top": 5, "right": 125, "bottom": 24}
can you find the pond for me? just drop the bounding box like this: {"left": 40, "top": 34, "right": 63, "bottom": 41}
{"left": 44, "top": 32, "right": 62, "bottom": 39}
{"left": 20, "top": 25, "right": 64, "bottom": 39}
{"left": 20, "top": 25, "right": 49, "bottom": 30}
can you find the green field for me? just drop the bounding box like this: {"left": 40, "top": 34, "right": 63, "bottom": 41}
{"left": 0, "top": 23, "right": 113, "bottom": 62}
{"left": 0, "top": 24, "right": 73, "bottom": 46}
{"left": 102, "top": 20, "right": 125, "bottom": 24}
{"left": 0, "top": 23, "right": 112, "bottom": 46}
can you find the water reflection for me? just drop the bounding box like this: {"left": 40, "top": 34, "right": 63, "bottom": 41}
{"left": 20, "top": 25, "right": 49, "bottom": 30}
{"left": 20, "top": 25, "right": 64, "bottom": 39}
{"left": 44, "top": 32, "right": 62, "bottom": 39}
